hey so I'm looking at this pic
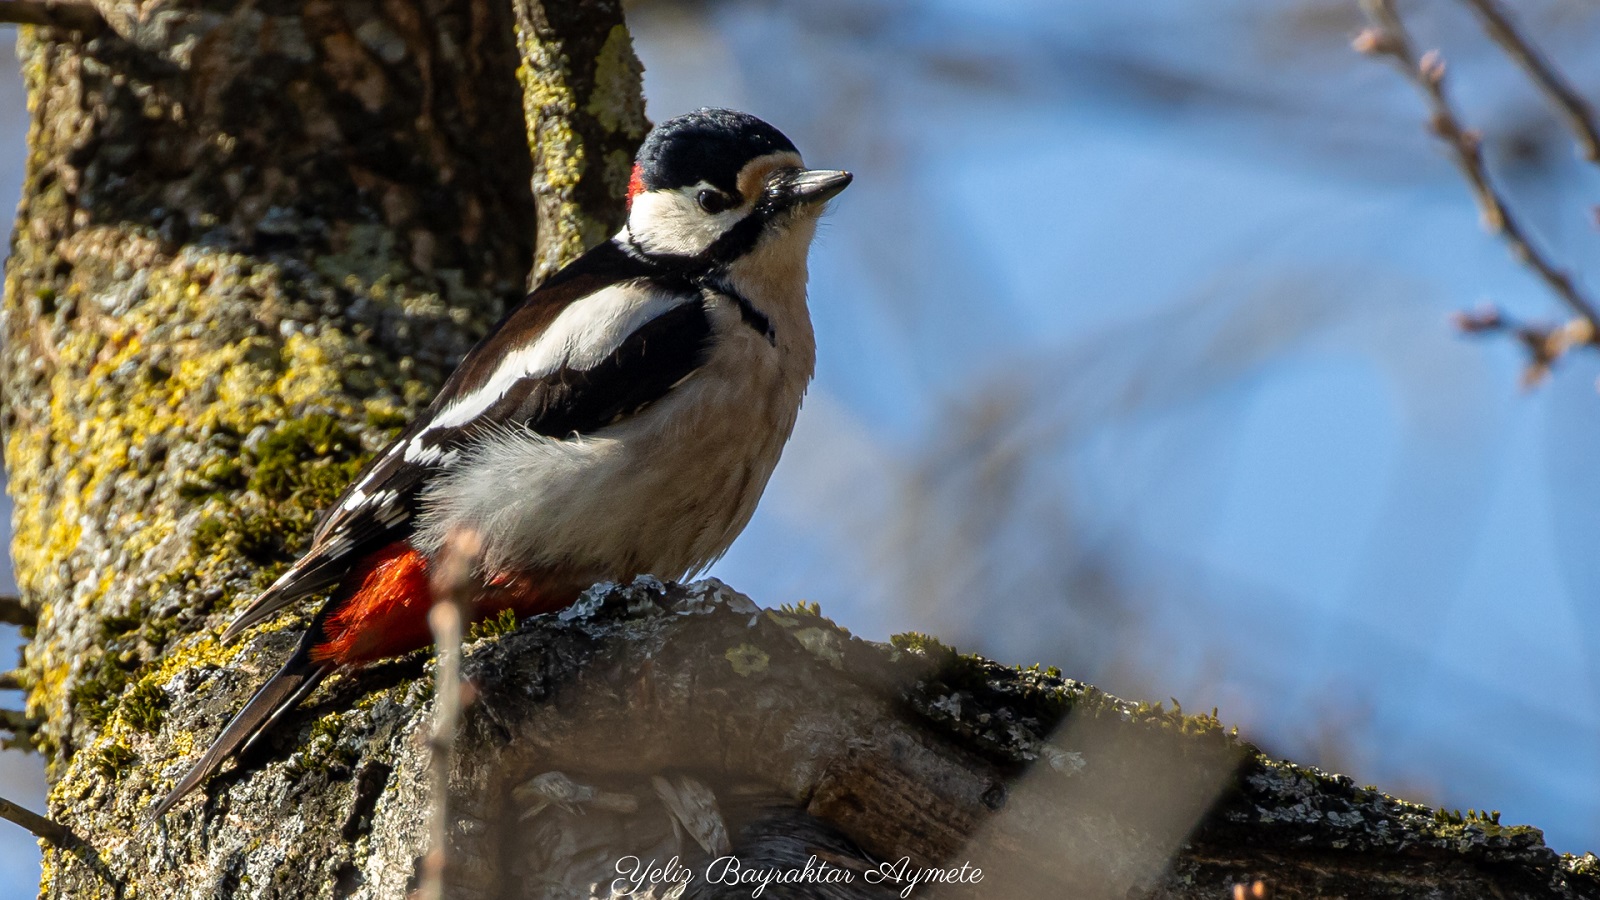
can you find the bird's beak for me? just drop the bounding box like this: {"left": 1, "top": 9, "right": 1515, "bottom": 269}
{"left": 771, "top": 168, "right": 853, "bottom": 206}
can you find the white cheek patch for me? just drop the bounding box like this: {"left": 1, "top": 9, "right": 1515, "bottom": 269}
{"left": 429, "top": 282, "right": 685, "bottom": 430}
{"left": 627, "top": 184, "right": 748, "bottom": 256}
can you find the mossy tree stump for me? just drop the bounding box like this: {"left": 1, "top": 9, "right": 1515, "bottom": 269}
{"left": 0, "top": 2, "right": 1597, "bottom": 899}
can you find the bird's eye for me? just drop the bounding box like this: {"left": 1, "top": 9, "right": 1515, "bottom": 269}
{"left": 697, "top": 189, "right": 738, "bottom": 214}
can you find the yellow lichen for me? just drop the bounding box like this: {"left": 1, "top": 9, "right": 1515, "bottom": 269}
{"left": 277, "top": 331, "right": 357, "bottom": 416}
{"left": 514, "top": 18, "right": 645, "bottom": 278}
{"left": 724, "top": 644, "right": 770, "bottom": 676}
{"left": 7, "top": 222, "right": 468, "bottom": 774}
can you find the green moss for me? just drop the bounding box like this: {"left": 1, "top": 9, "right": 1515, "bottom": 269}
{"left": 193, "top": 517, "right": 230, "bottom": 553}
{"left": 284, "top": 708, "right": 360, "bottom": 778}
{"left": 247, "top": 414, "right": 363, "bottom": 502}
{"left": 90, "top": 743, "right": 137, "bottom": 779}
{"left": 890, "top": 631, "right": 989, "bottom": 688}
{"left": 304, "top": 709, "right": 345, "bottom": 746}
{"left": 177, "top": 457, "right": 245, "bottom": 499}
{"left": 69, "top": 652, "right": 136, "bottom": 729}
{"left": 468, "top": 607, "right": 519, "bottom": 641}
{"left": 364, "top": 405, "right": 410, "bottom": 430}
{"left": 889, "top": 631, "right": 953, "bottom": 656}
{"left": 778, "top": 600, "right": 824, "bottom": 617}
{"left": 119, "top": 679, "right": 169, "bottom": 734}
{"left": 1024, "top": 662, "right": 1064, "bottom": 680}
{"left": 194, "top": 506, "right": 307, "bottom": 564}
{"left": 1425, "top": 806, "right": 1540, "bottom": 841}
{"left": 97, "top": 604, "right": 146, "bottom": 640}
{"left": 188, "top": 413, "right": 374, "bottom": 575}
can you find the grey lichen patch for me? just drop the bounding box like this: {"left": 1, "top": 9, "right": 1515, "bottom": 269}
{"left": 672, "top": 577, "right": 759, "bottom": 617}
{"left": 586, "top": 25, "right": 645, "bottom": 135}
{"left": 791, "top": 627, "right": 845, "bottom": 670}
{"left": 1225, "top": 754, "right": 1558, "bottom": 869}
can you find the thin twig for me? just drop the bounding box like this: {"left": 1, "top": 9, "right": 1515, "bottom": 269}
{"left": 0, "top": 595, "right": 36, "bottom": 628}
{"left": 0, "top": 706, "right": 37, "bottom": 753}
{"left": 1458, "top": 0, "right": 1600, "bottom": 164}
{"left": 1356, "top": 0, "right": 1600, "bottom": 345}
{"left": 1, "top": 795, "right": 124, "bottom": 894}
{"left": 0, "top": 795, "right": 72, "bottom": 847}
{"left": 417, "top": 529, "right": 481, "bottom": 900}
{"left": 0, "top": 0, "right": 105, "bottom": 34}
{"left": 1452, "top": 304, "right": 1589, "bottom": 387}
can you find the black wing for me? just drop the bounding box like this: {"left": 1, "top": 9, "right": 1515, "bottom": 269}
{"left": 221, "top": 248, "right": 714, "bottom": 641}
{"left": 476, "top": 300, "right": 715, "bottom": 437}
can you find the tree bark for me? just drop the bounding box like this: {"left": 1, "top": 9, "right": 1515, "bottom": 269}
{"left": 0, "top": 0, "right": 636, "bottom": 895}
{"left": 0, "top": 2, "right": 1596, "bottom": 899}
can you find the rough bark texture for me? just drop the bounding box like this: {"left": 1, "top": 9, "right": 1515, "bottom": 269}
{"left": 0, "top": 0, "right": 637, "bottom": 895}
{"left": 1, "top": 2, "right": 1597, "bottom": 900}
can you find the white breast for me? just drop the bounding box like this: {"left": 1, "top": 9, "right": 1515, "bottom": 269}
{"left": 412, "top": 219, "right": 819, "bottom": 583}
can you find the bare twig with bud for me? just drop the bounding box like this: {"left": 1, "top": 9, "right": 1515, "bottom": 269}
{"left": 1457, "top": 0, "right": 1600, "bottom": 164}
{"left": 417, "top": 529, "right": 482, "bottom": 900}
{"left": 1453, "top": 305, "right": 1595, "bottom": 388}
{"left": 1355, "top": 0, "right": 1600, "bottom": 384}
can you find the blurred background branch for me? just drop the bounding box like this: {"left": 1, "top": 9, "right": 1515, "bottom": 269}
{"left": 1458, "top": 0, "right": 1600, "bottom": 164}
{"left": 0, "top": 1, "right": 102, "bottom": 34}
{"left": 1358, "top": 0, "right": 1600, "bottom": 385}
{"left": 620, "top": 0, "right": 1600, "bottom": 859}
{"left": 419, "top": 530, "right": 482, "bottom": 900}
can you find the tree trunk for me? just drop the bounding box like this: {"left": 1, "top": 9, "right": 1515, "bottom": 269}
{"left": 0, "top": 0, "right": 637, "bottom": 895}
{"left": 1, "top": 3, "right": 1596, "bottom": 899}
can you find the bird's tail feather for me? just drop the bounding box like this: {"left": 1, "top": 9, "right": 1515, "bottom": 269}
{"left": 220, "top": 560, "right": 344, "bottom": 643}
{"left": 147, "top": 629, "right": 331, "bottom": 821}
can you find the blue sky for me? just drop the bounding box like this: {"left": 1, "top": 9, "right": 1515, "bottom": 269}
{"left": 652, "top": 0, "right": 1600, "bottom": 851}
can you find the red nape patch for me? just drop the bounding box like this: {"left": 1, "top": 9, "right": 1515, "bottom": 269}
{"left": 626, "top": 163, "right": 646, "bottom": 209}
{"left": 311, "top": 542, "right": 433, "bottom": 665}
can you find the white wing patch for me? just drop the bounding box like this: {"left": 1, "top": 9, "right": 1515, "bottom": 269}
{"left": 314, "top": 446, "right": 417, "bottom": 544}
{"left": 375, "top": 496, "right": 408, "bottom": 526}
{"left": 428, "top": 281, "right": 686, "bottom": 431}
{"left": 335, "top": 447, "right": 401, "bottom": 514}
{"left": 404, "top": 439, "right": 453, "bottom": 464}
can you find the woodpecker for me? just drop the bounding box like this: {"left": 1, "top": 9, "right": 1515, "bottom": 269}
{"left": 150, "top": 108, "right": 851, "bottom": 818}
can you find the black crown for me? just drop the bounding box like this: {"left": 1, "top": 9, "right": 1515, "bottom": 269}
{"left": 635, "top": 108, "right": 799, "bottom": 194}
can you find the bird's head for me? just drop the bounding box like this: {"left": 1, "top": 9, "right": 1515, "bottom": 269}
{"left": 623, "top": 108, "right": 851, "bottom": 266}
